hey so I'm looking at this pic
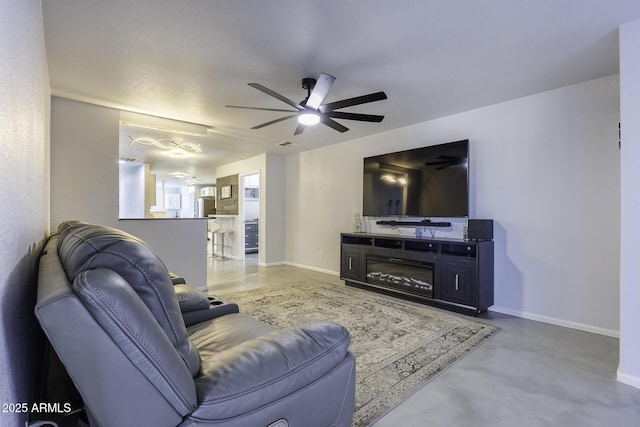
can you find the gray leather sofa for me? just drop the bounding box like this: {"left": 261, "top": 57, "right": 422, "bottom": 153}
{"left": 35, "top": 221, "right": 355, "bottom": 427}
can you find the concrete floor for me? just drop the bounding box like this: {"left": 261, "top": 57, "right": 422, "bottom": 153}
{"left": 207, "top": 255, "right": 640, "bottom": 427}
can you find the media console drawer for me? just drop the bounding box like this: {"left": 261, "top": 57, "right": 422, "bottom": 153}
{"left": 340, "top": 232, "right": 494, "bottom": 316}
{"left": 441, "top": 243, "right": 477, "bottom": 257}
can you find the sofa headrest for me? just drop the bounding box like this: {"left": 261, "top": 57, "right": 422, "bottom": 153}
{"left": 56, "top": 221, "right": 200, "bottom": 377}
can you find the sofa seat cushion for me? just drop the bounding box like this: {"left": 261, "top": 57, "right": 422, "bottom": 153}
{"left": 187, "top": 313, "right": 276, "bottom": 353}
{"left": 189, "top": 320, "right": 351, "bottom": 420}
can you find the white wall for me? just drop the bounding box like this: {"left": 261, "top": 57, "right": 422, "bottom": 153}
{"left": 618, "top": 18, "right": 640, "bottom": 388}
{"left": 50, "top": 97, "right": 208, "bottom": 288}
{"left": 119, "top": 162, "right": 145, "bottom": 218}
{"left": 286, "top": 75, "right": 620, "bottom": 336}
{"left": 216, "top": 153, "right": 286, "bottom": 265}
{"left": 0, "top": 0, "right": 50, "bottom": 424}
{"left": 264, "top": 154, "right": 286, "bottom": 264}
{"left": 50, "top": 97, "right": 120, "bottom": 224}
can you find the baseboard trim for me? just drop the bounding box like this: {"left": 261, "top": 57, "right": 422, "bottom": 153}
{"left": 617, "top": 371, "right": 640, "bottom": 389}
{"left": 277, "top": 265, "right": 620, "bottom": 338}
{"left": 260, "top": 261, "right": 286, "bottom": 267}
{"left": 284, "top": 261, "right": 339, "bottom": 276}
{"left": 489, "top": 305, "right": 619, "bottom": 338}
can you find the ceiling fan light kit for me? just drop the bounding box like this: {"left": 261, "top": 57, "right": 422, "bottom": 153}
{"left": 298, "top": 111, "right": 320, "bottom": 126}
{"left": 226, "top": 72, "right": 387, "bottom": 135}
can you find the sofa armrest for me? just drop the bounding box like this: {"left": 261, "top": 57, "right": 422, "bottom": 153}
{"left": 174, "top": 284, "right": 211, "bottom": 312}
{"left": 174, "top": 284, "right": 239, "bottom": 326}
{"left": 181, "top": 300, "right": 240, "bottom": 326}
{"left": 192, "top": 321, "right": 351, "bottom": 420}
{"left": 169, "top": 272, "right": 186, "bottom": 285}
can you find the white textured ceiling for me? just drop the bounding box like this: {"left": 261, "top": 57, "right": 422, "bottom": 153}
{"left": 42, "top": 0, "right": 640, "bottom": 183}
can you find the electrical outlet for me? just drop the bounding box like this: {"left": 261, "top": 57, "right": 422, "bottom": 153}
{"left": 318, "top": 250, "right": 323, "bottom": 258}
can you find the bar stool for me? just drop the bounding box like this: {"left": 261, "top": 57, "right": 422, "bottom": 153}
{"left": 207, "top": 220, "right": 222, "bottom": 258}
{"left": 208, "top": 220, "right": 233, "bottom": 260}
{"left": 216, "top": 228, "right": 234, "bottom": 260}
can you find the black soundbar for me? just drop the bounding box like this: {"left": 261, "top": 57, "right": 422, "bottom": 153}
{"left": 376, "top": 219, "right": 452, "bottom": 228}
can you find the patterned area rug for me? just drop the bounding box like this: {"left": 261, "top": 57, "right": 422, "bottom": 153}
{"left": 221, "top": 280, "right": 499, "bottom": 427}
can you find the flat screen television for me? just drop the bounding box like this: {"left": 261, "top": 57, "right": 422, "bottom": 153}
{"left": 363, "top": 140, "right": 469, "bottom": 218}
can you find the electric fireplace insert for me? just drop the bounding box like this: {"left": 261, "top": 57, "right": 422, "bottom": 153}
{"left": 366, "top": 256, "right": 434, "bottom": 298}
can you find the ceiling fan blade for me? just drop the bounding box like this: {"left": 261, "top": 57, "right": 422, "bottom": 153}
{"left": 248, "top": 83, "right": 303, "bottom": 110}
{"left": 326, "top": 111, "right": 385, "bottom": 122}
{"left": 251, "top": 114, "right": 298, "bottom": 130}
{"left": 294, "top": 122, "right": 306, "bottom": 135}
{"left": 320, "top": 116, "right": 349, "bottom": 133}
{"left": 320, "top": 91, "right": 388, "bottom": 113}
{"left": 306, "top": 73, "right": 335, "bottom": 110}
{"left": 226, "top": 105, "right": 298, "bottom": 113}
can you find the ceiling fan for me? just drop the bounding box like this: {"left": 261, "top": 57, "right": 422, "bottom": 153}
{"left": 226, "top": 73, "right": 387, "bottom": 135}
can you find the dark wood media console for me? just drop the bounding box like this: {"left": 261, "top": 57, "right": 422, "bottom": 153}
{"left": 340, "top": 232, "right": 494, "bottom": 315}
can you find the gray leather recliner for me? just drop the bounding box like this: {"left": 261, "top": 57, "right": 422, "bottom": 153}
{"left": 35, "top": 221, "right": 355, "bottom": 426}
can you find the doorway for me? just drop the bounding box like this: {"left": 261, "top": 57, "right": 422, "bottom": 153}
{"left": 241, "top": 173, "right": 260, "bottom": 260}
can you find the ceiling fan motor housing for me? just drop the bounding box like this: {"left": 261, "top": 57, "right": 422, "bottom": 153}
{"left": 301, "top": 77, "right": 317, "bottom": 91}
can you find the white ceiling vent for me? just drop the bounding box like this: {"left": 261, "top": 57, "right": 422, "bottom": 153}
{"left": 277, "top": 141, "right": 299, "bottom": 147}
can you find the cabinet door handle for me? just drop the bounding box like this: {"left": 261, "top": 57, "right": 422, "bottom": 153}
{"left": 455, "top": 274, "right": 459, "bottom": 291}
{"left": 348, "top": 257, "right": 353, "bottom": 270}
